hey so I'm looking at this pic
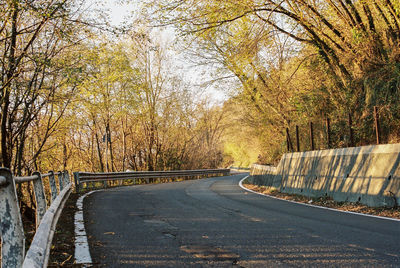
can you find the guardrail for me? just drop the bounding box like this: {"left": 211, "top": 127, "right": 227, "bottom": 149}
{"left": 230, "top": 167, "right": 250, "bottom": 170}
{"left": 74, "top": 169, "right": 230, "bottom": 192}
{"left": 0, "top": 168, "right": 72, "bottom": 267}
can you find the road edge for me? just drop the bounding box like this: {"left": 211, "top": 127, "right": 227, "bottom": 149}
{"left": 74, "top": 190, "right": 102, "bottom": 265}
{"left": 239, "top": 176, "right": 400, "bottom": 223}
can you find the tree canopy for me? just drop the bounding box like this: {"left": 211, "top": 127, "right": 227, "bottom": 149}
{"left": 1, "top": 0, "right": 400, "bottom": 174}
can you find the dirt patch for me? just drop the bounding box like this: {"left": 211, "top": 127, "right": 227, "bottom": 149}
{"left": 243, "top": 183, "right": 400, "bottom": 220}
{"left": 48, "top": 193, "right": 83, "bottom": 267}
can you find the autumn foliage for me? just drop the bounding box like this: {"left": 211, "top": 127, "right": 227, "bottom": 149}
{"left": 1, "top": 0, "right": 400, "bottom": 173}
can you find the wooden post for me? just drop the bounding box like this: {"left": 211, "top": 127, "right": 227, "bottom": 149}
{"left": 326, "top": 118, "right": 331, "bottom": 149}
{"left": 286, "top": 128, "right": 293, "bottom": 152}
{"left": 309, "top": 122, "right": 315, "bottom": 151}
{"left": 296, "top": 125, "right": 300, "bottom": 152}
{"left": 374, "top": 106, "right": 381, "bottom": 144}
{"left": 348, "top": 112, "right": 354, "bottom": 147}
{"left": 286, "top": 129, "right": 290, "bottom": 152}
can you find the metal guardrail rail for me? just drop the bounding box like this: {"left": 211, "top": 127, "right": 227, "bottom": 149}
{"left": 230, "top": 166, "right": 251, "bottom": 171}
{"left": 0, "top": 168, "right": 72, "bottom": 267}
{"left": 74, "top": 169, "right": 231, "bottom": 192}
{"left": 0, "top": 168, "right": 229, "bottom": 267}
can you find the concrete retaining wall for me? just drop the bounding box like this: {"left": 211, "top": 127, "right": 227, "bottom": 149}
{"left": 248, "top": 164, "right": 279, "bottom": 188}
{"left": 250, "top": 144, "right": 400, "bottom": 207}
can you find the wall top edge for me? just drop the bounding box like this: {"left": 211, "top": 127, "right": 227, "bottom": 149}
{"left": 251, "top": 163, "right": 277, "bottom": 170}
{"left": 281, "top": 143, "right": 400, "bottom": 159}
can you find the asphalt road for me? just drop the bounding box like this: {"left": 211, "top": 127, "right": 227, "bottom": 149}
{"left": 84, "top": 174, "right": 400, "bottom": 267}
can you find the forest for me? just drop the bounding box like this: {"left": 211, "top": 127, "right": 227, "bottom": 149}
{"left": 1, "top": 0, "right": 400, "bottom": 176}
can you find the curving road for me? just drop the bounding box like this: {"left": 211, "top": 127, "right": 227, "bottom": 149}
{"left": 83, "top": 174, "right": 400, "bottom": 267}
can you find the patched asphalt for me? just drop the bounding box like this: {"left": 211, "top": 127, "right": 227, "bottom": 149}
{"left": 83, "top": 174, "right": 400, "bottom": 267}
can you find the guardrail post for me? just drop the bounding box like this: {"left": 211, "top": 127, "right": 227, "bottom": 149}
{"left": 32, "top": 171, "right": 47, "bottom": 228}
{"left": 74, "top": 172, "right": 80, "bottom": 193}
{"left": 48, "top": 171, "right": 58, "bottom": 201}
{"left": 63, "top": 171, "right": 69, "bottom": 186}
{"left": 67, "top": 171, "right": 71, "bottom": 186}
{"left": 103, "top": 177, "right": 108, "bottom": 188}
{"left": 0, "top": 168, "right": 25, "bottom": 267}
{"left": 58, "top": 171, "right": 64, "bottom": 191}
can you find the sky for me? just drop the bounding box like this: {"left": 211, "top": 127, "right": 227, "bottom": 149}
{"left": 107, "top": 0, "right": 136, "bottom": 26}
{"left": 94, "top": 0, "right": 231, "bottom": 104}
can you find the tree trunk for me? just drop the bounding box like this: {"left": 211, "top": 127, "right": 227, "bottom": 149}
{"left": 1, "top": 3, "right": 18, "bottom": 168}
{"left": 94, "top": 126, "right": 104, "bottom": 172}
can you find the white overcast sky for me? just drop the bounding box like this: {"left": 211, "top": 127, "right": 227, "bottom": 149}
{"left": 108, "top": 0, "right": 137, "bottom": 26}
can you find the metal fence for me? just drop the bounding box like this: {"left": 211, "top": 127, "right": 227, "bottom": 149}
{"left": 285, "top": 105, "right": 385, "bottom": 153}
{"left": 0, "top": 168, "right": 71, "bottom": 267}
{"left": 74, "top": 169, "right": 231, "bottom": 192}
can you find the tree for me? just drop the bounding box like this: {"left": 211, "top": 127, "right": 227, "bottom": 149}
{"left": 0, "top": 0, "right": 90, "bottom": 173}
{"left": 151, "top": 0, "right": 400, "bottom": 158}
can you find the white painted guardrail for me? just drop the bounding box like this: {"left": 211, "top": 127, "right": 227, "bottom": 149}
{"left": 230, "top": 166, "right": 250, "bottom": 170}
{"left": 74, "top": 169, "right": 231, "bottom": 192}
{"left": 0, "top": 168, "right": 71, "bottom": 267}
{"left": 1, "top": 168, "right": 230, "bottom": 267}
